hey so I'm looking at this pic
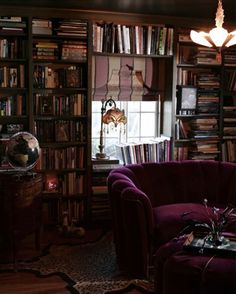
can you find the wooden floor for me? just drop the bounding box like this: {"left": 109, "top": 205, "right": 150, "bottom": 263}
{"left": 0, "top": 271, "right": 146, "bottom": 294}
{"left": 0, "top": 272, "right": 71, "bottom": 294}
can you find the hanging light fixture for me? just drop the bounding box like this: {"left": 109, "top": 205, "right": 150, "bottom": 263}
{"left": 190, "top": 0, "right": 236, "bottom": 50}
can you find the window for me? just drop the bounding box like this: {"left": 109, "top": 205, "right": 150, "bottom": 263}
{"left": 92, "top": 101, "right": 160, "bottom": 158}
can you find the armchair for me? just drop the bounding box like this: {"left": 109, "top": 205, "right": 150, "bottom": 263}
{"left": 107, "top": 160, "right": 236, "bottom": 278}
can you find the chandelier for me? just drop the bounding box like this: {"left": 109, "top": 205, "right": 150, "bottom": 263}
{"left": 190, "top": 0, "right": 236, "bottom": 50}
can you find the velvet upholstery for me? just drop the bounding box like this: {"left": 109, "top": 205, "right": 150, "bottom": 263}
{"left": 107, "top": 160, "right": 236, "bottom": 278}
{"left": 155, "top": 236, "right": 236, "bottom": 294}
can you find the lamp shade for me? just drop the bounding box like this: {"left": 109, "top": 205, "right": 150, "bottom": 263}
{"left": 102, "top": 107, "right": 127, "bottom": 127}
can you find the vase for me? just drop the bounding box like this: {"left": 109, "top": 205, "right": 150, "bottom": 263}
{"left": 205, "top": 232, "right": 230, "bottom": 247}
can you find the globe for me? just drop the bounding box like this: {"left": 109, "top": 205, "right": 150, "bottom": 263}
{"left": 6, "top": 132, "right": 40, "bottom": 170}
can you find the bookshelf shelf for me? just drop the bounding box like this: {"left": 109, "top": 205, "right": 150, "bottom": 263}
{"left": 93, "top": 51, "right": 173, "bottom": 59}
{"left": 42, "top": 193, "right": 86, "bottom": 200}
{"left": 176, "top": 113, "right": 220, "bottom": 119}
{"left": 177, "top": 63, "right": 221, "bottom": 69}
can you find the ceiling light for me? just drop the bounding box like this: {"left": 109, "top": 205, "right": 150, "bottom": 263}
{"left": 190, "top": 0, "right": 236, "bottom": 50}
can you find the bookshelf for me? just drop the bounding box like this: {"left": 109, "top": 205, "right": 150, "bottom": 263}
{"left": 174, "top": 28, "right": 222, "bottom": 161}
{"left": 0, "top": 16, "right": 29, "bottom": 168}
{"left": 31, "top": 18, "right": 89, "bottom": 226}
{"left": 91, "top": 21, "right": 174, "bottom": 217}
{"left": 221, "top": 47, "right": 236, "bottom": 162}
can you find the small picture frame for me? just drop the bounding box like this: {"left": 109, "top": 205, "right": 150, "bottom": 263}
{"left": 40, "top": 96, "right": 54, "bottom": 115}
{"left": 177, "top": 86, "right": 197, "bottom": 115}
{"left": 55, "top": 121, "right": 69, "bottom": 142}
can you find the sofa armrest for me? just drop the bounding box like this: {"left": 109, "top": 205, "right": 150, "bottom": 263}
{"left": 121, "top": 186, "right": 154, "bottom": 277}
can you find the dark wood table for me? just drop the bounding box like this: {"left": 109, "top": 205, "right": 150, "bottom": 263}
{"left": 0, "top": 171, "right": 43, "bottom": 268}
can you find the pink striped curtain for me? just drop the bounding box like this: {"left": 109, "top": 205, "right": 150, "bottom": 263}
{"left": 92, "top": 56, "right": 160, "bottom": 101}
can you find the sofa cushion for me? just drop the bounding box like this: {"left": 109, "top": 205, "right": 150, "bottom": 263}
{"left": 153, "top": 203, "right": 218, "bottom": 247}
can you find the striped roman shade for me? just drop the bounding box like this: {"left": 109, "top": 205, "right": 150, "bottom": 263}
{"left": 92, "top": 55, "right": 162, "bottom": 101}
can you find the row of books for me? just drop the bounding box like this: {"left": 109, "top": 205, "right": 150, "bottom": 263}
{"left": 33, "top": 65, "right": 84, "bottom": 89}
{"left": 34, "top": 93, "right": 86, "bottom": 116}
{"left": 33, "top": 41, "right": 87, "bottom": 61}
{"left": 36, "top": 146, "right": 85, "bottom": 170}
{"left": 176, "top": 118, "right": 219, "bottom": 140}
{"left": 32, "top": 18, "right": 87, "bottom": 37}
{"left": 35, "top": 119, "right": 86, "bottom": 143}
{"left": 175, "top": 141, "right": 220, "bottom": 161}
{"left": 0, "top": 17, "right": 26, "bottom": 35}
{"left": 0, "top": 65, "right": 25, "bottom": 88}
{"left": 33, "top": 41, "right": 59, "bottom": 60}
{"left": 32, "top": 18, "right": 52, "bottom": 35}
{"left": 93, "top": 22, "right": 174, "bottom": 56}
{"left": 197, "top": 90, "right": 220, "bottom": 114}
{"left": 55, "top": 19, "right": 87, "bottom": 37}
{"left": 61, "top": 41, "right": 87, "bottom": 61}
{"left": 115, "top": 136, "right": 171, "bottom": 165}
{"left": 0, "top": 94, "right": 26, "bottom": 116}
{"left": 178, "top": 68, "right": 220, "bottom": 88}
{"left": 224, "top": 71, "right": 236, "bottom": 92}
{"left": 223, "top": 106, "right": 236, "bottom": 138}
{"left": 197, "top": 72, "right": 220, "bottom": 89}
{"left": 0, "top": 38, "right": 27, "bottom": 59}
{"left": 222, "top": 140, "right": 236, "bottom": 162}
{"left": 194, "top": 47, "right": 221, "bottom": 65}
{"left": 223, "top": 48, "right": 236, "bottom": 66}
{"left": 48, "top": 172, "right": 84, "bottom": 195}
{"left": 177, "top": 45, "right": 221, "bottom": 65}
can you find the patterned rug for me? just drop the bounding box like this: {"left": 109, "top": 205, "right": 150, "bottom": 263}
{"left": 0, "top": 231, "right": 154, "bottom": 294}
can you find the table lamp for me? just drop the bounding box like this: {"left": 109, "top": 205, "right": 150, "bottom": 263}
{"left": 96, "top": 98, "right": 127, "bottom": 160}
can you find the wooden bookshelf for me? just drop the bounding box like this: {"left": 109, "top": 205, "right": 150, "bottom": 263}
{"left": 30, "top": 17, "right": 90, "bottom": 226}
{"left": 173, "top": 28, "right": 222, "bottom": 161}
{"left": 0, "top": 16, "right": 29, "bottom": 144}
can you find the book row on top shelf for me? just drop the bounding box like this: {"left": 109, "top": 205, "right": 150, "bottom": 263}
{"left": 32, "top": 18, "right": 87, "bottom": 38}
{"left": 0, "top": 16, "right": 27, "bottom": 35}
{"left": 93, "top": 22, "right": 174, "bottom": 56}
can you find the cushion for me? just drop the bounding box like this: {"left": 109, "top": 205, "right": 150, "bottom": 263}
{"left": 153, "top": 203, "right": 217, "bottom": 247}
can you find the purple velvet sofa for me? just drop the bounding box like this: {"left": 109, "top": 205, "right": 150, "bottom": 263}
{"left": 107, "top": 160, "right": 236, "bottom": 278}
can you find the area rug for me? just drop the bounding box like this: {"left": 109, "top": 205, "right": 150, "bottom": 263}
{"left": 0, "top": 231, "right": 154, "bottom": 294}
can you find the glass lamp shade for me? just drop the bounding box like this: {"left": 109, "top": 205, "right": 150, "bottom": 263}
{"left": 225, "top": 32, "right": 236, "bottom": 47}
{"left": 102, "top": 107, "right": 127, "bottom": 127}
{"left": 209, "top": 27, "right": 228, "bottom": 47}
{"left": 190, "top": 30, "right": 213, "bottom": 47}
